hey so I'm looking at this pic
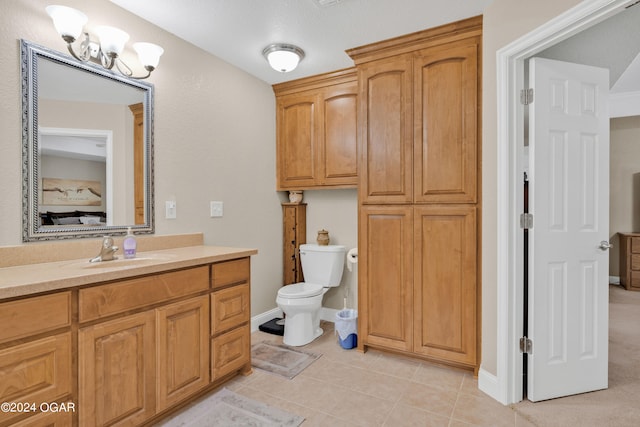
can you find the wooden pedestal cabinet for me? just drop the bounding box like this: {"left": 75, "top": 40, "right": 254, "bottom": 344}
{"left": 282, "top": 203, "right": 306, "bottom": 285}
{"left": 350, "top": 16, "right": 482, "bottom": 370}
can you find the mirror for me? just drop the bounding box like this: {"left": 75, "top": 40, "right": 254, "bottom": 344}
{"left": 21, "top": 39, "right": 154, "bottom": 241}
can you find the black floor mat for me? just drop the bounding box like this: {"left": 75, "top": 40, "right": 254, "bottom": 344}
{"left": 258, "top": 317, "right": 284, "bottom": 336}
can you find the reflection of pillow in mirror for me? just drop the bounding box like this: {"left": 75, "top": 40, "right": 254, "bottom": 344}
{"left": 79, "top": 216, "right": 101, "bottom": 225}
{"left": 56, "top": 217, "right": 82, "bottom": 225}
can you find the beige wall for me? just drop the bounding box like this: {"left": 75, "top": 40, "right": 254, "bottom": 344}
{"left": 0, "top": 0, "right": 357, "bottom": 318}
{"left": 609, "top": 116, "right": 640, "bottom": 276}
{"left": 481, "top": 0, "right": 582, "bottom": 375}
{"left": 0, "top": 0, "right": 284, "bottom": 316}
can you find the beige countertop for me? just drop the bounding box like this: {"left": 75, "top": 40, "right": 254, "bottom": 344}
{"left": 0, "top": 245, "right": 257, "bottom": 300}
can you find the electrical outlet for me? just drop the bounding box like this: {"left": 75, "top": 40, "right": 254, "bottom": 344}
{"left": 210, "top": 201, "right": 223, "bottom": 217}
{"left": 165, "top": 201, "right": 176, "bottom": 219}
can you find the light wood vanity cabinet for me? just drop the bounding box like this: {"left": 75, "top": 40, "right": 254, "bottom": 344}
{"left": 0, "top": 293, "right": 72, "bottom": 427}
{"left": 350, "top": 16, "right": 482, "bottom": 370}
{"left": 210, "top": 259, "right": 252, "bottom": 381}
{"left": 0, "top": 253, "right": 253, "bottom": 427}
{"left": 274, "top": 68, "right": 358, "bottom": 190}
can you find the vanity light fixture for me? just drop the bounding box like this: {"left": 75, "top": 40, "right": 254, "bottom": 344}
{"left": 46, "top": 5, "right": 163, "bottom": 79}
{"left": 262, "top": 43, "right": 305, "bottom": 73}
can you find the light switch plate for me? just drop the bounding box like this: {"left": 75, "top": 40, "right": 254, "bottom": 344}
{"left": 165, "top": 201, "right": 176, "bottom": 219}
{"left": 210, "top": 201, "right": 223, "bottom": 217}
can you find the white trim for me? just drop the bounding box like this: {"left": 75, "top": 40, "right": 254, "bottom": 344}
{"left": 321, "top": 307, "right": 339, "bottom": 323}
{"left": 478, "top": 368, "right": 502, "bottom": 402}
{"left": 609, "top": 276, "right": 620, "bottom": 285}
{"left": 610, "top": 91, "right": 640, "bottom": 118}
{"left": 251, "top": 307, "right": 283, "bottom": 332}
{"left": 495, "top": 0, "right": 632, "bottom": 405}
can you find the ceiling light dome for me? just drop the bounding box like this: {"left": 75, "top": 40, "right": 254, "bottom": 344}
{"left": 262, "top": 43, "right": 305, "bottom": 73}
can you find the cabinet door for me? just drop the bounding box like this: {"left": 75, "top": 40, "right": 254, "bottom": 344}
{"left": 211, "top": 327, "right": 251, "bottom": 381}
{"left": 414, "top": 42, "right": 479, "bottom": 203}
{"left": 276, "top": 92, "right": 320, "bottom": 189}
{"left": 321, "top": 82, "right": 358, "bottom": 186}
{"left": 359, "top": 205, "right": 413, "bottom": 351}
{"left": 359, "top": 56, "right": 413, "bottom": 204}
{"left": 156, "top": 296, "right": 209, "bottom": 412}
{"left": 79, "top": 311, "right": 155, "bottom": 427}
{"left": 0, "top": 333, "right": 72, "bottom": 426}
{"left": 413, "top": 205, "right": 477, "bottom": 366}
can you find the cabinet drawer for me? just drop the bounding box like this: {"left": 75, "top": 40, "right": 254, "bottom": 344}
{"left": 630, "top": 271, "right": 640, "bottom": 288}
{"left": 211, "top": 284, "right": 250, "bottom": 334}
{"left": 212, "top": 258, "right": 250, "bottom": 289}
{"left": 211, "top": 327, "right": 250, "bottom": 381}
{"left": 631, "top": 254, "right": 640, "bottom": 270}
{"left": 0, "top": 292, "right": 71, "bottom": 344}
{"left": 0, "top": 333, "right": 72, "bottom": 425}
{"left": 631, "top": 237, "right": 640, "bottom": 253}
{"left": 79, "top": 266, "right": 209, "bottom": 322}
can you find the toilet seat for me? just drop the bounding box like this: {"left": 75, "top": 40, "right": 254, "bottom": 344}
{"left": 277, "top": 282, "right": 323, "bottom": 299}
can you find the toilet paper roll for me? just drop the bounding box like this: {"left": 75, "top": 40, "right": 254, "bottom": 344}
{"left": 346, "top": 248, "right": 358, "bottom": 272}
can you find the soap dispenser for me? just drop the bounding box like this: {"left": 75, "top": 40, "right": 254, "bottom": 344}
{"left": 123, "top": 227, "right": 137, "bottom": 259}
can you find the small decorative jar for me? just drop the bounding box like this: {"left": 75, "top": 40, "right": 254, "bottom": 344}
{"left": 288, "top": 190, "right": 303, "bottom": 204}
{"left": 317, "top": 229, "right": 330, "bottom": 246}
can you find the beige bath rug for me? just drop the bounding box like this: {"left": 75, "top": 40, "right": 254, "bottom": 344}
{"left": 251, "top": 341, "right": 321, "bottom": 379}
{"left": 157, "top": 388, "right": 304, "bottom": 427}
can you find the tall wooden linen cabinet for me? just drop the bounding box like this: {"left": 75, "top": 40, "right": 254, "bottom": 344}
{"left": 347, "top": 16, "right": 482, "bottom": 370}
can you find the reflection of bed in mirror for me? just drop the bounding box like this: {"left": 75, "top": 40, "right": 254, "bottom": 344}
{"left": 39, "top": 211, "right": 107, "bottom": 226}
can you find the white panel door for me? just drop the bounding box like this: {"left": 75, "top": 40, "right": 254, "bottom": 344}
{"left": 528, "top": 57, "right": 609, "bottom": 402}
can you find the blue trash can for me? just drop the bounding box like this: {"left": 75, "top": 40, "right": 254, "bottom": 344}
{"left": 335, "top": 309, "right": 358, "bottom": 349}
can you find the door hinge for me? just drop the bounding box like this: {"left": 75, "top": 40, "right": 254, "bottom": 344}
{"left": 520, "top": 213, "right": 533, "bottom": 229}
{"left": 520, "top": 336, "right": 533, "bottom": 354}
{"left": 520, "top": 88, "right": 534, "bottom": 105}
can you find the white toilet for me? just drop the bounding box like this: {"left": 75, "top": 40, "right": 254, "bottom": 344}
{"left": 276, "top": 244, "right": 345, "bottom": 346}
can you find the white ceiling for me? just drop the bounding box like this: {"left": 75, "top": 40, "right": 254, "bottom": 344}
{"left": 108, "top": 0, "right": 493, "bottom": 84}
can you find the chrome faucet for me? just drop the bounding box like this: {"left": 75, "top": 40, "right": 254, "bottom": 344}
{"left": 90, "top": 236, "right": 119, "bottom": 263}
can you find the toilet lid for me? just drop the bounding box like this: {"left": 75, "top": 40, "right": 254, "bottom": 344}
{"left": 278, "top": 282, "right": 323, "bottom": 299}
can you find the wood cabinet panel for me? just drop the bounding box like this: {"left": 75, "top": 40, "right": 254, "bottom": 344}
{"left": 414, "top": 43, "right": 478, "bottom": 203}
{"left": 359, "top": 56, "right": 413, "bottom": 203}
{"left": 79, "top": 266, "right": 209, "bottom": 322}
{"left": 157, "top": 296, "right": 209, "bottom": 412}
{"left": 0, "top": 292, "right": 70, "bottom": 344}
{"left": 413, "top": 205, "right": 477, "bottom": 365}
{"left": 10, "top": 410, "right": 72, "bottom": 427}
{"left": 274, "top": 69, "right": 358, "bottom": 190}
{"left": 359, "top": 205, "right": 413, "bottom": 351}
{"left": 211, "top": 284, "right": 250, "bottom": 335}
{"left": 212, "top": 258, "right": 250, "bottom": 289}
{"left": 619, "top": 233, "right": 640, "bottom": 291}
{"left": 79, "top": 311, "right": 156, "bottom": 427}
{"left": 0, "top": 333, "right": 72, "bottom": 426}
{"left": 322, "top": 83, "right": 358, "bottom": 185}
{"left": 211, "top": 327, "right": 251, "bottom": 381}
{"left": 277, "top": 93, "right": 319, "bottom": 189}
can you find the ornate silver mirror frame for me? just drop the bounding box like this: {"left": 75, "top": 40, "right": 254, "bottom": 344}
{"left": 21, "top": 39, "right": 155, "bottom": 241}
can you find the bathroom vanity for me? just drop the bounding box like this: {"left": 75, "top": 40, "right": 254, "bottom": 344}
{"left": 0, "top": 242, "right": 256, "bottom": 427}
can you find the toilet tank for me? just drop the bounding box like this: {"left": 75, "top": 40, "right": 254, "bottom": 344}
{"left": 299, "top": 244, "right": 345, "bottom": 287}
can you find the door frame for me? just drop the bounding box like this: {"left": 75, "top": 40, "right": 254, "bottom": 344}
{"left": 487, "top": 0, "right": 633, "bottom": 405}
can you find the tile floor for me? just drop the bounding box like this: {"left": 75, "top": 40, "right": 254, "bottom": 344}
{"left": 218, "top": 322, "right": 533, "bottom": 427}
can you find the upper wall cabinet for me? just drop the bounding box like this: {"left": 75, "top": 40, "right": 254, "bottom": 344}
{"left": 273, "top": 69, "right": 358, "bottom": 190}
{"left": 348, "top": 17, "right": 481, "bottom": 205}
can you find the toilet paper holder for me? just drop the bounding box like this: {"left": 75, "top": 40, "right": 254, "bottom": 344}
{"left": 346, "top": 248, "right": 358, "bottom": 272}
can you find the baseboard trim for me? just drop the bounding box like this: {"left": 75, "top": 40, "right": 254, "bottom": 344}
{"left": 251, "top": 307, "right": 283, "bottom": 332}
{"left": 478, "top": 368, "right": 504, "bottom": 404}
{"left": 320, "top": 307, "right": 339, "bottom": 323}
